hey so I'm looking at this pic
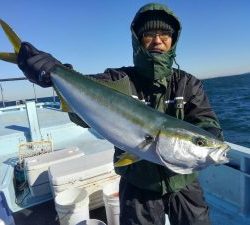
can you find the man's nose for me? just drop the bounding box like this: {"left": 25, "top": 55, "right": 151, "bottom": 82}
{"left": 152, "top": 35, "right": 162, "bottom": 44}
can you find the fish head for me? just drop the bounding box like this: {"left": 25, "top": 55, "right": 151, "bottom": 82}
{"left": 156, "top": 127, "right": 230, "bottom": 174}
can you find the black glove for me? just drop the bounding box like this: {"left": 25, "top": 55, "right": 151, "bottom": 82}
{"left": 17, "top": 42, "right": 62, "bottom": 87}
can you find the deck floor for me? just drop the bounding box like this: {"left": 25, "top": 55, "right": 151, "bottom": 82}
{"left": 0, "top": 106, "right": 71, "bottom": 137}
{"left": 13, "top": 200, "right": 107, "bottom": 225}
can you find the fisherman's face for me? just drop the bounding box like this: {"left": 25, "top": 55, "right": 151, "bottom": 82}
{"left": 141, "top": 30, "right": 172, "bottom": 53}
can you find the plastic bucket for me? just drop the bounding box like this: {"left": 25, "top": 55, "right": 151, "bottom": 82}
{"left": 102, "top": 179, "right": 120, "bottom": 225}
{"left": 165, "top": 214, "right": 170, "bottom": 225}
{"left": 80, "top": 219, "right": 106, "bottom": 225}
{"left": 55, "top": 187, "right": 90, "bottom": 225}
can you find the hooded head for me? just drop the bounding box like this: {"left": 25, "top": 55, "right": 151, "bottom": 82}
{"left": 131, "top": 3, "right": 181, "bottom": 81}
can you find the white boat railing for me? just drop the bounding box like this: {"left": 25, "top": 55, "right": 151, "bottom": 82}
{"left": 0, "top": 102, "right": 60, "bottom": 114}
{"left": 0, "top": 77, "right": 58, "bottom": 109}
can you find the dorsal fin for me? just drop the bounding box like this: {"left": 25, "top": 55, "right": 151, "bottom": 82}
{"left": 88, "top": 75, "right": 133, "bottom": 96}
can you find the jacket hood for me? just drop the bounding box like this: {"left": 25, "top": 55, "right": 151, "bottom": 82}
{"left": 131, "top": 3, "right": 181, "bottom": 81}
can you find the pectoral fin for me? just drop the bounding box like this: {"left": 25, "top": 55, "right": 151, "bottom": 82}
{"left": 114, "top": 153, "right": 141, "bottom": 167}
{"left": 137, "top": 134, "right": 155, "bottom": 150}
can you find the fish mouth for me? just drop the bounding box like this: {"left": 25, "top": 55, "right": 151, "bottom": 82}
{"left": 208, "top": 145, "right": 231, "bottom": 164}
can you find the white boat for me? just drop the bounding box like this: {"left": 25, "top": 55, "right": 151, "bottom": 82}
{"left": 0, "top": 78, "right": 250, "bottom": 225}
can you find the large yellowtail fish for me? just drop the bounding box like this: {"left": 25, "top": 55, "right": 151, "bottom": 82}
{"left": 0, "top": 19, "right": 230, "bottom": 174}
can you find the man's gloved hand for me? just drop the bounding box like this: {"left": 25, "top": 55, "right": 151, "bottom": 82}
{"left": 17, "top": 42, "right": 62, "bottom": 87}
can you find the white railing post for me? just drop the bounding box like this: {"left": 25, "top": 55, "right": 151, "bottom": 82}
{"left": 0, "top": 83, "right": 5, "bottom": 108}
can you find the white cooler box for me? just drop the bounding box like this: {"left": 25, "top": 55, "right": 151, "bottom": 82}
{"left": 24, "top": 147, "right": 85, "bottom": 197}
{"left": 48, "top": 149, "right": 120, "bottom": 210}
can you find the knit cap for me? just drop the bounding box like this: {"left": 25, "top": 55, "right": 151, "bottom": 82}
{"left": 134, "top": 11, "right": 175, "bottom": 39}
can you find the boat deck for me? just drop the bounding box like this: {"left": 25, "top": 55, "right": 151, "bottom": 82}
{"left": 0, "top": 103, "right": 113, "bottom": 157}
{"left": 0, "top": 102, "right": 113, "bottom": 225}
{"left": 12, "top": 200, "right": 107, "bottom": 225}
{"left": 0, "top": 105, "right": 68, "bottom": 137}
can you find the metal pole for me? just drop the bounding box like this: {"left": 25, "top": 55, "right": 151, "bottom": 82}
{"left": 32, "top": 83, "right": 37, "bottom": 102}
{"left": 0, "top": 83, "right": 5, "bottom": 108}
{"left": 52, "top": 88, "right": 56, "bottom": 103}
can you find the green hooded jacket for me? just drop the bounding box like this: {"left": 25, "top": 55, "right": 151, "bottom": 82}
{"left": 113, "top": 3, "right": 198, "bottom": 194}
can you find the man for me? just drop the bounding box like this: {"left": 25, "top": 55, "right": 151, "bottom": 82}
{"left": 17, "top": 3, "right": 223, "bottom": 225}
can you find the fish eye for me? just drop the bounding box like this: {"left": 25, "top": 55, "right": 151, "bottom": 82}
{"left": 193, "top": 137, "right": 207, "bottom": 147}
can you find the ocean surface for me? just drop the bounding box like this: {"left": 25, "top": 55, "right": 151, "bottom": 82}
{"left": 1, "top": 73, "right": 250, "bottom": 148}
{"left": 203, "top": 73, "right": 250, "bottom": 148}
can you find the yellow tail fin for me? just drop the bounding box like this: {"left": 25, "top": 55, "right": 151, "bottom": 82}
{"left": 0, "top": 19, "right": 22, "bottom": 63}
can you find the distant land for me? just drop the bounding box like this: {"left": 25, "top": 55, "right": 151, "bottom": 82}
{"left": 203, "top": 72, "right": 250, "bottom": 80}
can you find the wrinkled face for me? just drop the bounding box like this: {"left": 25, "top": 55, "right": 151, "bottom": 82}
{"left": 141, "top": 30, "right": 173, "bottom": 53}
{"left": 156, "top": 128, "right": 230, "bottom": 174}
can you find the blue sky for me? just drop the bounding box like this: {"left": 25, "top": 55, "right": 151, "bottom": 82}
{"left": 0, "top": 0, "right": 250, "bottom": 100}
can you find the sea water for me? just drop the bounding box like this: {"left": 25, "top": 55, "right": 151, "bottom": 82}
{"left": 203, "top": 73, "right": 250, "bottom": 148}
